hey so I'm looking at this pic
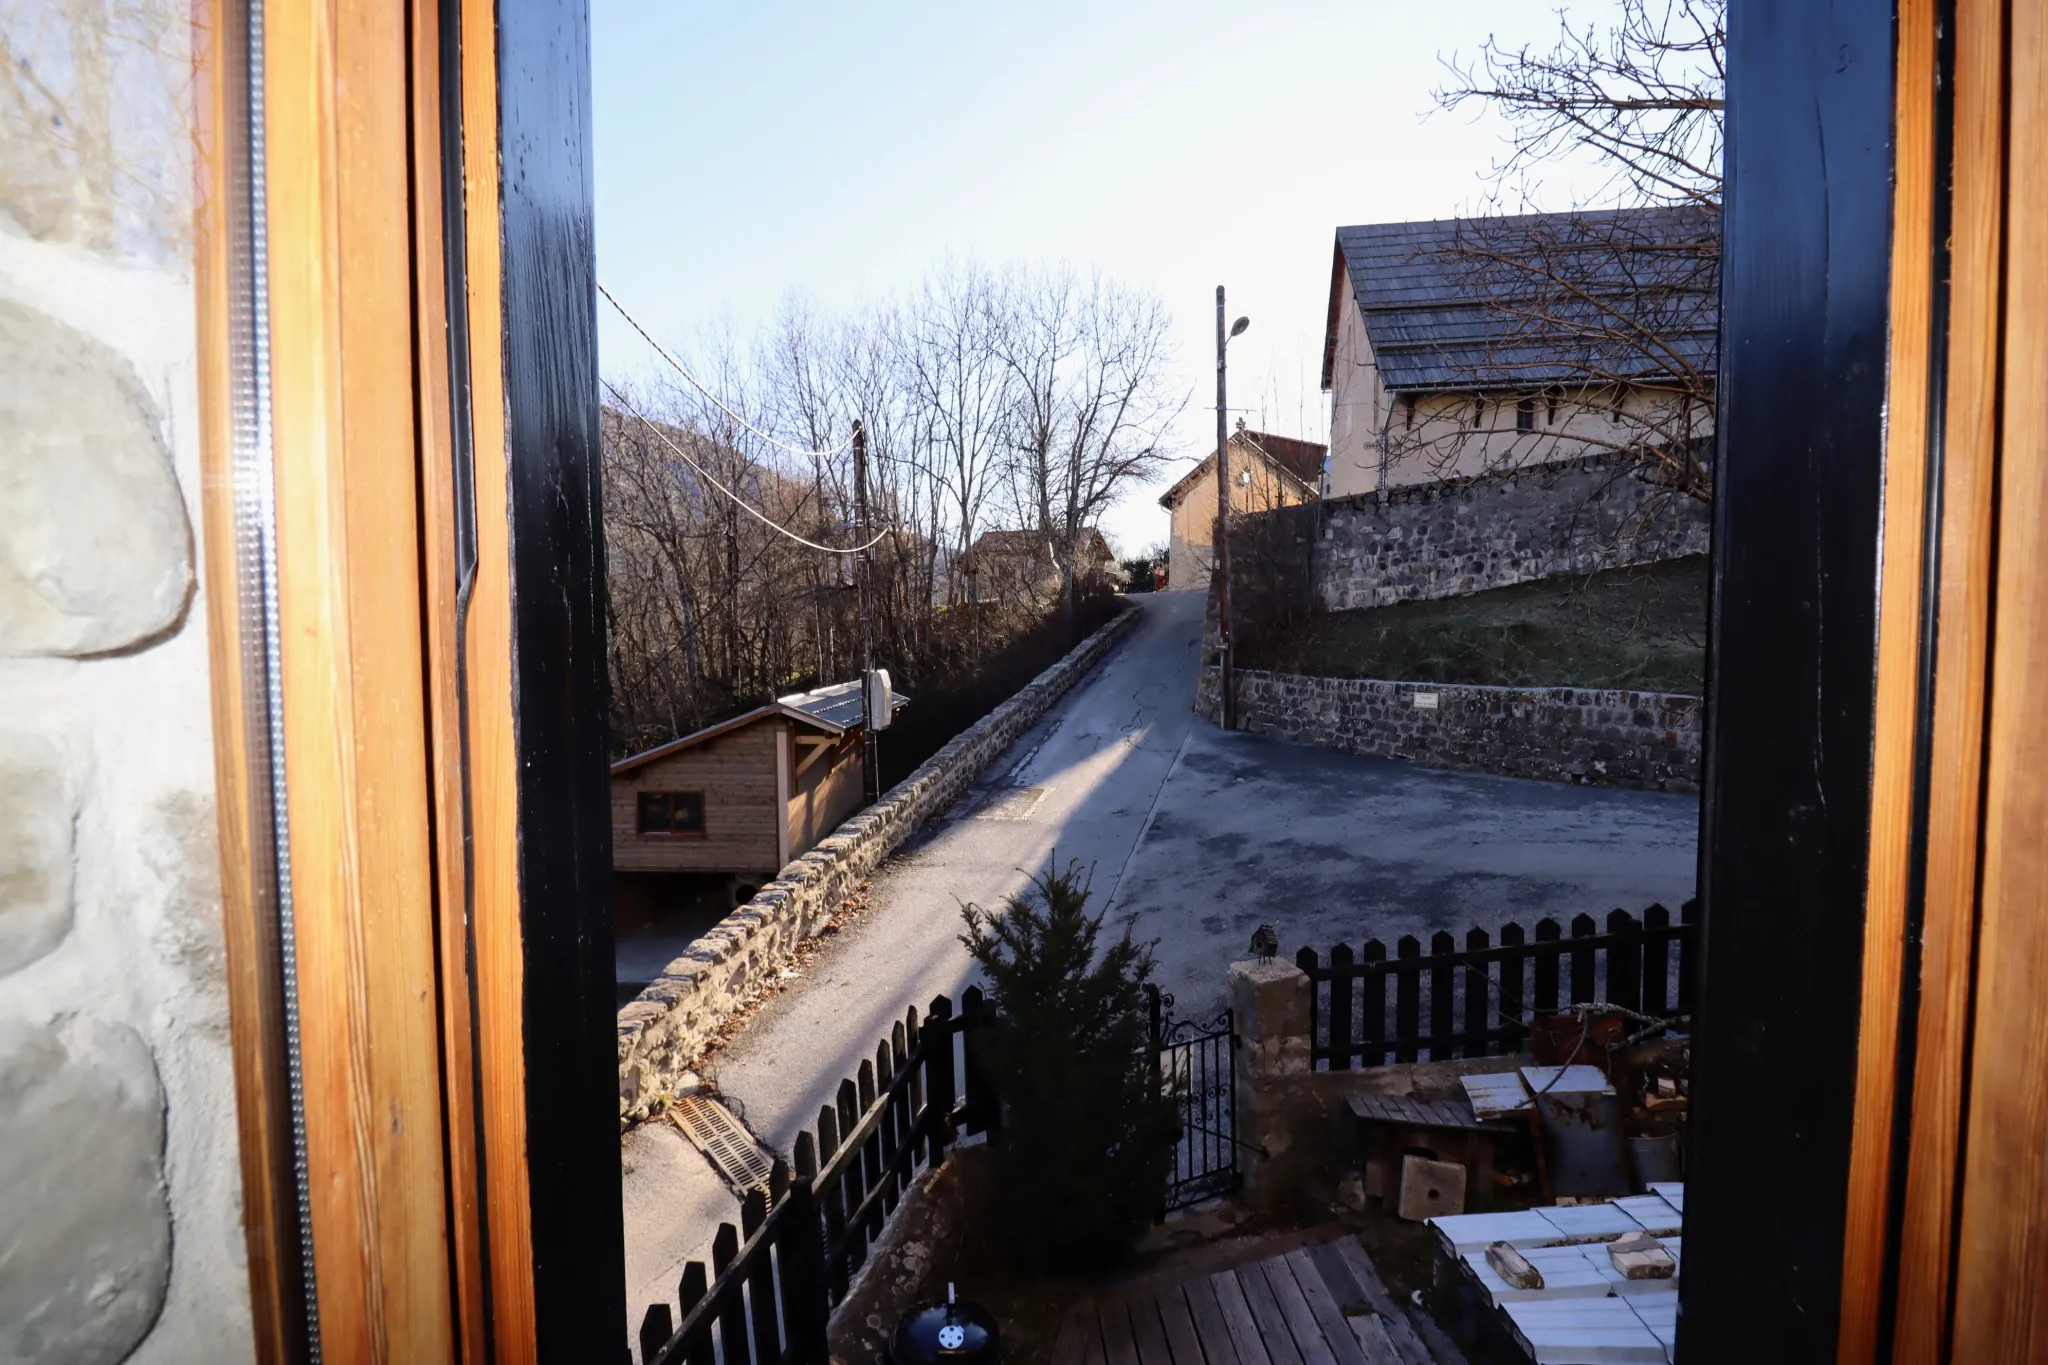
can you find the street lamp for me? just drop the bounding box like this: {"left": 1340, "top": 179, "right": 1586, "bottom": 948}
{"left": 1215, "top": 288, "right": 1249, "bottom": 731}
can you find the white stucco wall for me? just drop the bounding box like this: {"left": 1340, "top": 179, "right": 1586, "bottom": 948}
{"left": 1, "top": 6, "right": 256, "bottom": 1362}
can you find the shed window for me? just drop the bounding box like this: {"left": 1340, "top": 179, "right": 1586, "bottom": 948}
{"left": 1402, "top": 394, "right": 1417, "bottom": 429}
{"left": 1515, "top": 395, "right": 1535, "bottom": 431}
{"left": 1472, "top": 396, "right": 1486, "bottom": 429}
{"left": 637, "top": 790, "right": 704, "bottom": 835}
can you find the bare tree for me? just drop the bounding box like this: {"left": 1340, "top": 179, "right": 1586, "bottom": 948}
{"left": 995, "top": 265, "right": 1186, "bottom": 624}
{"left": 1419, "top": 0, "right": 1725, "bottom": 500}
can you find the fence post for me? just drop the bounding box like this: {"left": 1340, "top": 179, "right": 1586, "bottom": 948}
{"left": 742, "top": 1187, "right": 779, "bottom": 1362}
{"left": 835, "top": 1078, "right": 866, "bottom": 1276}
{"left": 902, "top": 1007, "right": 925, "bottom": 1166}
{"left": 679, "top": 1262, "right": 711, "bottom": 1365}
{"left": 1642, "top": 904, "right": 1671, "bottom": 1016}
{"left": 1678, "top": 897, "right": 1699, "bottom": 1013}
{"left": 1146, "top": 983, "right": 1164, "bottom": 1094}
{"left": 874, "top": 1040, "right": 901, "bottom": 1221}
{"left": 1394, "top": 936, "right": 1422, "bottom": 1064}
{"left": 815, "top": 1105, "right": 848, "bottom": 1302}
{"left": 924, "top": 995, "right": 957, "bottom": 1164}
{"left": 1569, "top": 913, "right": 1598, "bottom": 1006}
{"left": 1499, "top": 922, "right": 1527, "bottom": 1056}
{"left": 1330, "top": 944, "right": 1355, "bottom": 1071}
{"left": 1464, "top": 927, "right": 1491, "bottom": 1055}
{"left": 780, "top": 1175, "right": 831, "bottom": 1365}
{"left": 1361, "top": 940, "right": 1387, "bottom": 1067}
{"left": 1534, "top": 918, "right": 1561, "bottom": 1016}
{"left": 1226, "top": 956, "right": 1310, "bottom": 1213}
{"left": 638, "top": 1304, "right": 673, "bottom": 1365}
{"left": 961, "top": 985, "right": 998, "bottom": 1133}
{"left": 1429, "top": 931, "right": 1457, "bottom": 1060}
{"left": 711, "top": 1224, "right": 750, "bottom": 1365}
{"left": 1606, "top": 909, "right": 1643, "bottom": 1014}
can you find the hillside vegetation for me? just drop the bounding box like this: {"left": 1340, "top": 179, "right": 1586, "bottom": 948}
{"left": 1241, "top": 556, "right": 1706, "bottom": 695}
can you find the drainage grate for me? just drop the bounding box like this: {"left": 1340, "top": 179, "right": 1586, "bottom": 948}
{"left": 975, "top": 785, "right": 1050, "bottom": 821}
{"left": 670, "top": 1094, "right": 776, "bottom": 1195}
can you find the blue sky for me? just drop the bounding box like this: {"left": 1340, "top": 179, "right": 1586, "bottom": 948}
{"left": 593, "top": 1, "right": 1616, "bottom": 552}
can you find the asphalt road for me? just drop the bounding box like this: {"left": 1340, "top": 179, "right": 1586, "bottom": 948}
{"left": 621, "top": 588, "right": 1701, "bottom": 1328}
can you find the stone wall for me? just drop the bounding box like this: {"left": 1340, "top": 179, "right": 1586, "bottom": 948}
{"left": 1200, "top": 667, "right": 1701, "bottom": 793}
{"left": 1, "top": 13, "right": 255, "bottom": 1359}
{"left": 1312, "top": 454, "right": 1710, "bottom": 612}
{"left": 617, "top": 606, "right": 1139, "bottom": 1122}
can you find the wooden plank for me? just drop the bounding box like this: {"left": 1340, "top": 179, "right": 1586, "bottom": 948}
{"left": 1952, "top": 4, "right": 2048, "bottom": 1358}
{"left": 1235, "top": 1264, "right": 1307, "bottom": 1365}
{"left": 1329, "top": 1240, "right": 1434, "bottom": 1365}
{"left": 1128, "top": 1293, "right": 1176, "bottom": 1365}
{"left": 1347, "top": 1315, "right": 1403, "bottom": 1365}
{"left": 1157, "top": 1284, "right": 1211, "bottom": 1365}
{"left": 453, "top": 2, "right": 539, "bottom": 1355}
{"left": 1280, "top": 1250, "right": 1367, "bottom": 1365}
{"left": 1208, "top": 1270, "right": 1275, "bottom": 1365}
{"left": 1892, "top": 0, "right": 2010, "bottom": 1357}
{"left": 264, "top": 0, "right": 460, "bottom": 1354}
{"left": 1101, "top": 1298, "right": 1143, "bottom": 1365}
{"left": 1182, "top": 1275, "right": 1245, "bottom": 1365}
{"left": 1257, "top": 1258, "right": 1338, "bottom": 1365}
{"left": 1052, "top": 1304, "right": 1100, "bottom": 1365}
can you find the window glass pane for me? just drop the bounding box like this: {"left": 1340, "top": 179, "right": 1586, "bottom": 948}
{"left": 637, "top": 792, "right": 669, "bottom": 832}
{"left": 672, "top": 793, "right": 703, "bottom": 832}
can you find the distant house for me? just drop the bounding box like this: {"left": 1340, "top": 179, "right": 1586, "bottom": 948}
{"left": 960, "top": 527, "right": 1125, "bottom": 607}
{"left": 1156, "top": 429, "right": 1325, "bottom": 591}
{"left": 1322, "top": 206, "right": 1719, "bottom": 500}
{"left": 609, "top": 679, "right": 904, "bottom": 928}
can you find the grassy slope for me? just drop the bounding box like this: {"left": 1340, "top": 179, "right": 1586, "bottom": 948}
{"left": 1241, "top": 555, "right": 1707, "bottom": 696}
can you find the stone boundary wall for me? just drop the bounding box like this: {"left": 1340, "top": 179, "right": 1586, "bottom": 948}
{"left": 1313, "top": 454, "right": 1710, "bottom": 612}
{"left": 617, "top": 606, "right": 1140, "bottom": 1122}
{"left": 1199, "top": 666, "right": 1701, "bottom": 793}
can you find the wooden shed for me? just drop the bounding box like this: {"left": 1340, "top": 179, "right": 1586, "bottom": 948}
{"left": 609, "top": 680, "right": 900, "bottom": 928}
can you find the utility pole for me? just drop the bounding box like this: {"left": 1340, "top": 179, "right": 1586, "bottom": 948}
{"left": 853, "top": 420, "right": 880, "bottom": 803}
{"left": 1214, "top": 286, "right": 1236, "bottom": 731}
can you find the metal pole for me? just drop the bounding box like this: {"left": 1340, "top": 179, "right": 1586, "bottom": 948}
{"left": 853, "top": 420, "right": 879, "bottom": 803}
{"left": 1214, "top": 286, "right": 1235, "bottom": 731}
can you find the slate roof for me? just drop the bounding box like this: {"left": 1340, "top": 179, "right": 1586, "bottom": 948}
{"left": 1322, "top": 205, "right": 1719, "bottom": 394}
{"left": 610, "top": 679, "right": 906, "bottom": 776}
{"left": 1157, "top": 430, "right": 1327, "bottom": 509}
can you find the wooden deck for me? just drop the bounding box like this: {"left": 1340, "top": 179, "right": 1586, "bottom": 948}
{"left": 1052, "top": 1236, "right": 1449, "bottom": 1365}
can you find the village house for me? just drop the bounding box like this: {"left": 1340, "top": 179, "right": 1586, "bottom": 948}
{"left": 608, "top": 679, "right": 902, "bottom": 937}
{"left": 960, "top": 527, "right": 1125, "bottom": 608}
{"left": 1321, "top": 205, "right": 1719, "bottom": 500}
{"left": 1156, "top": 428, "right": 1326, "bottom": 590}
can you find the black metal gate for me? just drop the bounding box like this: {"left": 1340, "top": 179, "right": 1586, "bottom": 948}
{"left": 1145, "top": 986, "right": 1240, "bottom": 1212}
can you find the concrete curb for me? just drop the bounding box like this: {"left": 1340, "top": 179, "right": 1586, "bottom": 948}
{"left": 617, "top": 603, "right": 1141, "bottom": 1123}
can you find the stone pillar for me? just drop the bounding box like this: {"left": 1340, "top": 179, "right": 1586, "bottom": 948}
{"left": 1228, "top": 958, "right": 1311, "bottom": 1211}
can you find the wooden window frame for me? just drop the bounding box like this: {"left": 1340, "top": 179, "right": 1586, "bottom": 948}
{"left": 197, "top": 0, "right": 621, "bottom": 1359}
{"left": 636, "top": 790, "right": 706, "bottom": 837}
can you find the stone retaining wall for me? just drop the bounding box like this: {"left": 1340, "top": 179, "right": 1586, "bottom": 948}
{"left": 617, "top": 606, "right": 1140, "bottom": 1122}
{"left": 1313, "top": 454, "right": 1710, "bottom": 612}
{"left": 1199, "top": 666, "right": 1701, "bottom": 793}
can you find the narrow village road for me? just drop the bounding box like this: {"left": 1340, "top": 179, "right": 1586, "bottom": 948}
{"left": 622, "top": 588, "right": 1702, "bottom": 1329}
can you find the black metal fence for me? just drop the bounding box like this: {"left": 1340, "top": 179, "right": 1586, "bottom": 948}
{"left": 1295, "top": 902, "right": 1697, "bottom": 1070}
{"left": 1145, "top": 987, "right": 1239, "bottom": 1211}
{"left": 634, "top": 988, "right": 995, "bottom": 1365}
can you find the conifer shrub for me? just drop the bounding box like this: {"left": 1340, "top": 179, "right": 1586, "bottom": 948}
{"left": 958, "top": 859, "right": 1179, "bottom": 1271}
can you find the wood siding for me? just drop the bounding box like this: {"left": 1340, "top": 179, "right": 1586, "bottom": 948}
{"left": 786, "top": 734, "right": 864, "bottom": 861}
{"left": 612, "top": 721, "right": 781, "bottom": 874}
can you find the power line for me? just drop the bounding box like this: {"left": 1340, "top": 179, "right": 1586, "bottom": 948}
{"left": 603, "top": 379, "right": 890, "bottom": 555}
{"left": 598, "top": 281, "right": 854, "bottom": 459}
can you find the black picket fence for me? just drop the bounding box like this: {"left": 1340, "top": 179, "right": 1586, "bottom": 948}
{"left": 634, "top": 988, "right": 996, "bottom": 1365}
{"left": 1295, "top": 901, "right": 1698, "bottom": 1070}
